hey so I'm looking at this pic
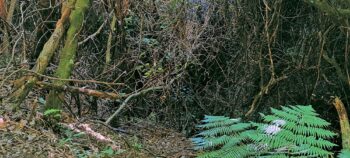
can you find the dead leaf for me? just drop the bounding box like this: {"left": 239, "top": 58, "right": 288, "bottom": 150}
{"left": 16, "top": 119, "right": 27, "bottom": 130}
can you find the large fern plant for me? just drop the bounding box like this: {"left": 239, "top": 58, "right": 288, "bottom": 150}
{"left": 192, "top": 105, "right": 337, "bottom": 158}
{"left": 338, "top": 149, "right": 350, "bottom": 158}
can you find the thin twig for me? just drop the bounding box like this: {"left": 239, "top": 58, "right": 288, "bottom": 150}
{"left": 78, "top": 12, "right": 111, "bottom": 45}
{"left": 245, "top": 75, "right": 287, "bottom": 117}
{"left": 13, "top": 69, "right": 125, "bottom": 86}
{"left": 105, "top": 86, "right": 164, "bottom": 125}
{"left": 0, "top": 33, "right": 22, "bottom": 87}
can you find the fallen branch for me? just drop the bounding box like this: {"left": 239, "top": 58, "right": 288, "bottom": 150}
{"left": 35, "top": 81, "right": 126, "bottom": 100}
{"left": 61, "top": 122, "right": 121, "bottom": 150}
{"left": 105, "top": 86, "right": 164, "bottom": 125}
{"left": 24, "top": 69, "right": 124, "bottom": 86}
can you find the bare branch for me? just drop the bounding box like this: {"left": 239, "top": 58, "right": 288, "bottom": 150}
{"left": 105, "top": 86, "right": 164, "bottom": 125}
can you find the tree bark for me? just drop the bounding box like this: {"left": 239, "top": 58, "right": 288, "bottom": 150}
{"left": 45, "top": 0, "right": 90, "bottom": 110}
{"left": 0, "top": 0, "right": 6, "bottom": 19}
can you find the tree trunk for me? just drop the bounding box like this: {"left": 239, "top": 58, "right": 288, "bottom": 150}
{"left": 0, "top": 0, "right": 6, "bottom": 47}
{"left": 104, "top": 13, "right": 117, "bottom": 71}
{"left": 113, "top": 0, "right": 127, "bottom": 59}
{"left": 0, "top": 0, "right": 16, "bottom": 55}
{"left": 9, "top": 0, "right": 76, "bottom": 109}
{"left": 333, "top": 97, "right": 350, "bottom": 150}
{"left": 45, "top": 0, "right": 90, "bottom": 110}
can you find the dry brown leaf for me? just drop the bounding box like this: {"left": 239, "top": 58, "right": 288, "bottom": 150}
{"left": 60, "top": 112, "right": 75, "bottom": 123}
{"left": 16, "top": 119, "right": 27, "bottom": 130}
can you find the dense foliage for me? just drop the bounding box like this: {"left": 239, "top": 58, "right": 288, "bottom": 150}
{"left": 0, "top": 0, "right": 348, "bottom": 132}
{"left": 1, "top": 0, "right": 350, "bottom": 156}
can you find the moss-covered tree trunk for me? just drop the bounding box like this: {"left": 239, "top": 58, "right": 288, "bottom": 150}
{"left": 104, "top": 13, "right": 117, "bottom": 72}
{"left": 9, "top": 0, "right": 76, "bottom": 109}
{"left": 45, "top": 0, "right": 90, "bottom": 110}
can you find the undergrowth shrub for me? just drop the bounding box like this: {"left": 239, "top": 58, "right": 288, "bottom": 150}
{"left": 192, "top": 105, "right": 337, "bottom": 158}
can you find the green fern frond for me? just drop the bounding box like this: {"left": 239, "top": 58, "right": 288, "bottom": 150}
{"left": 193, "top": 105, "right": 336, "bottom": 158}
{"left": 300, "top": 115, "right": 331, "bottom": 127}
{"left": 256, "top": 155, "right": 290, "bottom": 158}
{"left": 193, "top": 116, "right": 255, "bottom": 158}
{"left": 220, "top": 145, "right": 252, "bottom": 158}
{"left": 338, "top": 149, "right": 350, "bottom": 158}
{"left": 262, "top": 115, "right": 335, "bottom": 138}
{"left": 193, "top": 135, "right": 242, "bottom": 150}
{"left": 197, "top": 145, "right": 252, "bottom": 158}
{"left": 283, "top": 123, "right": 335, "bottom": 138}
{"left": 198, "top": 123, "right": 251, "bottom": 136}
{"left": 293, "top": 105, "right": 318, "bottom": 115}
{"left": 270, "top": 108, "right": 299, "bottom": 123}
{"left": 303, "top": 146, "right": 333, "bottom": 157}
{"left": 257, "top": 153, "right": 303, "bottom": 158}
{"left": 198, "top": 115, "right": 241, "bottom": 128}
{"left": 257, "top": 105, "right": 336, "bottom": 157}
{"left": 270, "top": 106, "right": 330, "bottom": 127}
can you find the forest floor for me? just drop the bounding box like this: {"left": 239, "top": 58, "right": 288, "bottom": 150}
{"left": 0, "top": 88, "right": 195, "bottom": 158}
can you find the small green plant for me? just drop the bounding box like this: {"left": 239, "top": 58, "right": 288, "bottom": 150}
{"left": 193, "top": 105, "right": 337, "bottom": 158}
{"left": 59, "top": 128, "right": 85, "bottom": 146}
{"left": 132, "top": 142, "right": 143, "bottom": 151}
{"left": 43, "top": 108, "right": 62, "bottom": 128}
{"left": 44, "top": 108, "right": 62, "bottom": 119}
{"left": 130, "top": 135, "right": 143, "bottom": 151}
{"left": 99, "top": 147, "right": 118, "bottom": 157}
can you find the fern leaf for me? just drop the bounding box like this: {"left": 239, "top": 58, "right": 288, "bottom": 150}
{"left": 198, "top": 115, "right": 241, "bottom": 129}
{"left": 198, "top": 123, "right": 251, "bottom": 136}
{"left": 193, "top": 105, "right": 336, "bottom": 158}
{"left": 270, "top": 108, "right": 299, "bottom": 123}
{"left": 338, "top": 149, "right": 350, "bottom": 158}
